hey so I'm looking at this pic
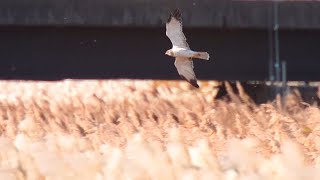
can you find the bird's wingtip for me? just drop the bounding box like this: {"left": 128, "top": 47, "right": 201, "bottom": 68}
{"left": 167, "top": 8, "right": 182, "bottom": 23}
{"left": 190, "top": 79, "right": 200, "bottom": 88}
{"left": 180, "top": 75, "right": 199, "bottom": 88}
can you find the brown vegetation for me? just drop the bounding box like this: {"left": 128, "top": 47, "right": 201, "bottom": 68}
{"left": 0, "top": 79, "right": 319, "bottom": 179}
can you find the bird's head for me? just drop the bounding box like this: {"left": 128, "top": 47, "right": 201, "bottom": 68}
{"left": 165, "top": 49, "right": 174, "bottom": 56}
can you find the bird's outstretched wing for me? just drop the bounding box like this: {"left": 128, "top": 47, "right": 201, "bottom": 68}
{"left": 166, "top": 9, "right": 189, "bottom": 49}
{"left": 174, "top": 57, "right": 199, "bottom": 88}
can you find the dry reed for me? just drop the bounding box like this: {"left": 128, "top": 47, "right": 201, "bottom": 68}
{"left": 0, "top": 79, "right": 319, "bottom": 180}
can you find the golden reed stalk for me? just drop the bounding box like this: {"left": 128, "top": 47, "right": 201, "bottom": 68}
{"left": 0, "top": 79, "right": 319, "bottom": 180}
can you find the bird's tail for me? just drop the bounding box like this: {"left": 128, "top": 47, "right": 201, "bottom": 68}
{"left": 193, "top": 52, "right": 210, "bottom": 60}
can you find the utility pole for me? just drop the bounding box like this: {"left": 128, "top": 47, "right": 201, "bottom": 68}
{"left": 268, "top": 1, "right": 281, "bottom": 82}
{"left": 273, "top": 1, "right": 281, "bottom": 82}
{"left": 268, "top": 3, "right": 275, "bottom": 81}
{"left": 269, "top": 1, "right": 288, "bottom": 109}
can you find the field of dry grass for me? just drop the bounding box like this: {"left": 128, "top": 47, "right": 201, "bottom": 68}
{"left": 0, "top": 79, "right": 320, "bottom": 180}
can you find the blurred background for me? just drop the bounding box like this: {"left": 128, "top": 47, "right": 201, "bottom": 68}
{"left": 0, "top": 0, "right": 319, "bottom": 81}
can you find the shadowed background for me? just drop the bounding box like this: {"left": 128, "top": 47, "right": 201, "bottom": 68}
{"left": 0, "top": 0, "right": 320, "bottom": 81}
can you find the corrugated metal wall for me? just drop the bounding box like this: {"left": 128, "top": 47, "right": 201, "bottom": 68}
{"left": 1, "top": 0, "right": 320, "bottom": 29}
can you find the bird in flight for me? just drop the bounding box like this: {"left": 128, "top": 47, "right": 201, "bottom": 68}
{"left": 165, "top": 8, "right": 210, "bottom": 88}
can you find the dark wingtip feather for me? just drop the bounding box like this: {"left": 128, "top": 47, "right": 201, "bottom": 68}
{"left": 190, "top": 79, "right": 200, "bottom": 88}
{"left": 167, "top": 8, "right": 182, "bottom": 23}
{"left": 179, "top": 75, "right": 200, "bottom": 88}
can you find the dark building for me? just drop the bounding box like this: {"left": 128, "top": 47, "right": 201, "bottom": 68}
{"left": 0, "top": 0, "right": 320, "bottom": 81}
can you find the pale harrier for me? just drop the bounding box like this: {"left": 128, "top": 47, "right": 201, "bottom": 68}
{"left": 165, "top": 8, "right": 210, "bottom": 88}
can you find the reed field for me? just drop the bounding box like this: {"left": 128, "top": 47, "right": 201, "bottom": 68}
{"left": 0, "top": 79, "right": 319, "bottom": 180}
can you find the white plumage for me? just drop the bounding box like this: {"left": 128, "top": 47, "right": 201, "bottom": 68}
{"left": 165, "top": 8, "right": 210, "bottom": 88}
{"left": 174, "top": 57, "right": 197, "bottom": 85}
